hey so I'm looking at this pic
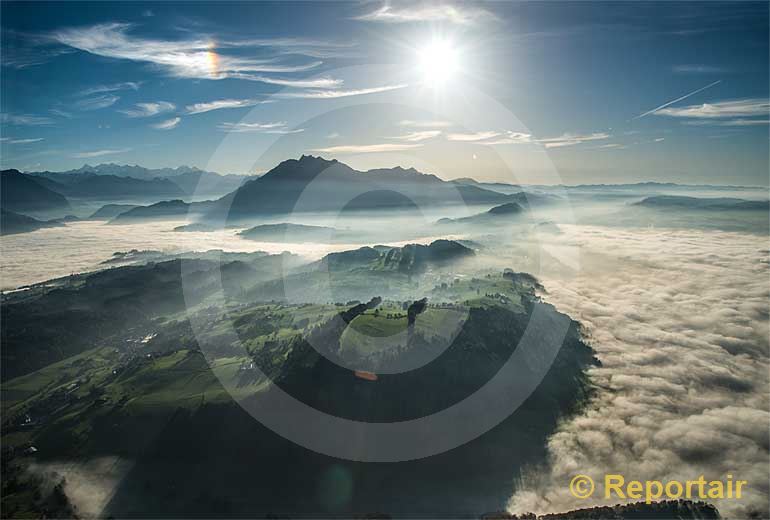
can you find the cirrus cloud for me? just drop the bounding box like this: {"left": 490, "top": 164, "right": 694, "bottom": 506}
{"left": 74, "top": 94, "right": 120, "bottom": 111}
{"left": 399, "top": 119, "right": 453, "bottom": 128}
{"left": 1, "top": 137, "right": 45, "bottom": 144}
{"left": 71, "top": 147, "right": 131, "bottom": 158}
{"left": 1, "top": 113, "right": 54, "bottom": 126}
{"left": 119, "top": 101, "right": 175, "bottom": 118}
{"left": 275, "top": 84, "right": 408, "bottom": 99}
{"left": 217, "top": 121, "right": 304, "bottom": 134}
{"left": 354, "top": 3, "right": 497, "bottom": 25}
{"left": 78, "top": 81, "right": 141, "bottom": 97}
{"left": 50, "top": 23, "right": 327, "bottom": 85}
{"left": 390, "top": 130, "right": 442, "bottom": 142}
{"left": 151, "top": 117, "right": 181, "bottom": 130}
{"left": 311, "top": 143, "right": 422, "bottom": 154}
{"left": 185, "top": 98, "right": 270, "bottom": 115}
{"left": 446, "top": 130, "right": 501, "bottom": 142}
{"left": 655, "top": 98, "right": 770, "bottom": 119}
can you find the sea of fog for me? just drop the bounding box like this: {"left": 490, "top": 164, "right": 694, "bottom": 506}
{"left": 2, "top": 195, "right": 769, "bottom": 517}
{"left": 506, "top": 224, "right": 769, "bottom": 518}
{"left": 0, "top": 220, "right": 347, "bottom": 290}
{"left": 0, "top": 215, "right": 464, "bottom": 291}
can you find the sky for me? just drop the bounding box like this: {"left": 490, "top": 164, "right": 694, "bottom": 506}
{"left": 1, "top": 1, "right": 768, "bottom": 186}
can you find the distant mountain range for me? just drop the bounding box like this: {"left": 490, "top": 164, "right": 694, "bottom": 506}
{"left": 29, "top": 172, "right": 186, "bottom": 199}
{"left": 5, "top": 158, "right": 767, "bottom": 228}
{"left": 0, "top": 209, "right": 64, "bottom": 235}
{"left": 208, "top": 155, "right": 534, "bottom": 222}
{"left": 28, "top": 164, "right": 250, "bottom": 198}
{"left": 239, "top": 223, "right": 336, "bottom": 242}
{"left": 109, "top": 199, "right": 214, "bottom": 224}
{"left": 87, "top": 204, "right": 141, "bottom": 220}
{"left": 92, "top": 156, "right": 561, "bottom": 224}
{"left": 437, "top": 201, "right": 526, "bottom": 226}
{"left": 634, "top": 195, "right": 770, "bottom": 211}
{"left": 0, "top": 164, "right": 252, "bottom": 224}
{"left": 0, "top": 169, "right": 71, "bottom": 214}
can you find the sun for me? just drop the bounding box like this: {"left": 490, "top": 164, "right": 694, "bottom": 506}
{"left": 418, "top": 39, "right": 459, "bottom": 88}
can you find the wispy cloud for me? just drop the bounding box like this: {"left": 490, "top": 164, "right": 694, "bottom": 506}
{"left": 78, "top": 81, "right": 141, "bottom": 96}
{"left": 225, "top": 37, "right": 359, "bottom": 59}
{"left": 217, "top": 121, "right": 304, "bottom": 134}
{"left": 391, "top": 130, "right": 442, "bottom": 142}
{"left": 672, "top": 64, "right": 726, "bottom": 75}
{"left": 275, "top": 84, "right": 408, "bottom": 99}
{"left": 51, "top": 23, "right": 326, "bottom": 83}
{"left": 0, "top": 31, "right": 75, "bottom": 69}
{"left": 538, "top": 132, "right": 610, "bottom": 148}
{"left": 119, "top": 101, "right": 176, "bottom": 118}
{"left": 151, "top": 117, "right": 181, "bottom": 130}
{"left": 686, "top": 118, "right": 770, "bottom": 127}
{"left": 228, "top": 74, "right": 341, "bottom": 88}
{"left": 633, "top": 80, "right": 721, "bottom": 119}
{"left": 654, "top": 98, "right": 769, "bottom": 119}
{"left": 441, "top": 129, "right": 609, "bottom": 148}
{"left": 1, "top": 113, "right": 54, "bottom": 126}
{"left": 587, "top": 143, "right": 627, "bottom": 151}
{"left": 72, "top": 147, "right": 131, "bottom": 158}
{"left": 399, "top": 119, "right": 453, "bottom": 128}
{"left": 186, "top": 98, "right": 270, "bottom": 115}
{"left": 0, "top": 137, "right": 45, "bottom": 144}
{"left": 446, "top": 131, "right": 501, "bottom": 142}
{"left": 312, "top": 143, "right": 422, "bottom": 154}
{"left": 354, "top": 3, "right": 497, "bottom": 25}
{"left": 483, "top": 131, "right": 534, "bottom": 145}
{"left": 74, "top": 94, "right": 120, "bottom": 111}
{"left": 49, "top": 108, "right": 73, "bottom": 118}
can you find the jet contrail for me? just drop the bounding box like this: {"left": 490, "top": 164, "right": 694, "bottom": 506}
{"left": 632, "top": 80, "right": 722, "bottom": 120}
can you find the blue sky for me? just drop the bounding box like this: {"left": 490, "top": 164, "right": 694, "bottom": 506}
{"left": 1, "top": 1, "right": 768, "bottom": 185}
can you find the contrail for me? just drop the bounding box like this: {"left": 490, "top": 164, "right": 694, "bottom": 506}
{"left": 632, "top": 80, "right": 721, "bottom": 120}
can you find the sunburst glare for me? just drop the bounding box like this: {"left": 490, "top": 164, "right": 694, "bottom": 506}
{"left": 418, "top": 38, "right": 459, "bottom": 88}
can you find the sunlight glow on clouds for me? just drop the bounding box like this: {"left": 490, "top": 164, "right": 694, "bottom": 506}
{"left": 50, "top": 23, "right": 328, "bottom": 85}
{"left": 311, "top": 143, "right": 422, "bottom": 154}
{"left": 275, "top": 84, "right": 409, "bottom": 99}
{"left": 538, "top": 132, "right": 611, "bottom": 148}
{"left": 446, "top": 131, "right": 501, "bottom": 141}
{"left": 483, "top": 131, "right": 534, "bottom": 145}
{"left": 390, "top": 130, "right": 442, "bottom": 142}
{"left": 399, "top": 119, "right": 453, "bottom": 128}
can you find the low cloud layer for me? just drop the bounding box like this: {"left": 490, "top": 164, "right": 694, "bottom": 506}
{"left": 28, "top": 457, "right": 132, "bottom": 517}
{"left": 509, "top": 226, "right": 769, "bottom": 517}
